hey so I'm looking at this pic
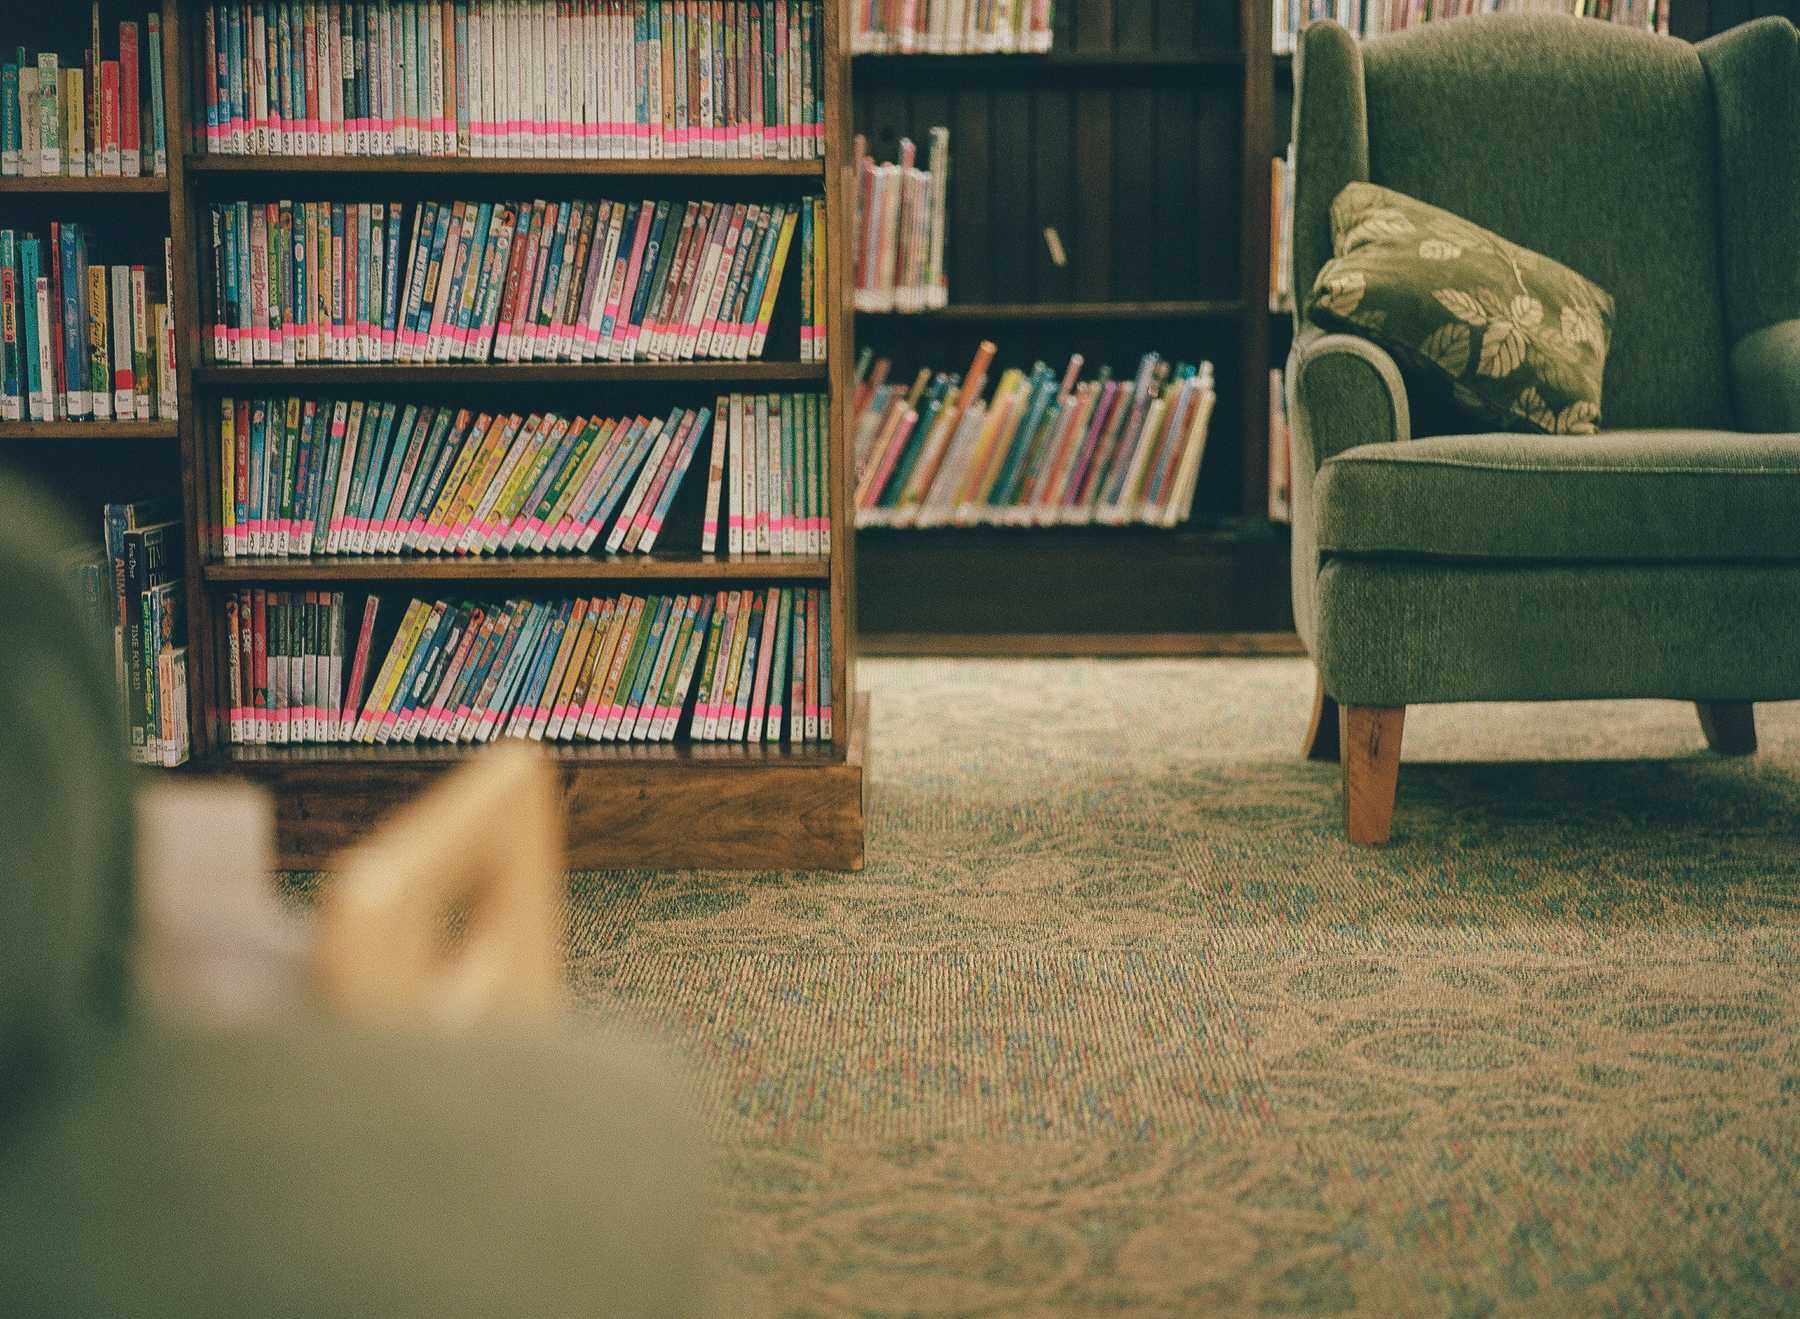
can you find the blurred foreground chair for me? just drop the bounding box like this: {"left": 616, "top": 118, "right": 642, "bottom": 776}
{"left": 0, "top": 470, "right": 709, "bottom": 1318}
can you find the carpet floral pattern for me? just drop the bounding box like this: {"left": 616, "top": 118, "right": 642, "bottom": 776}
{"left": 564, "top": 658, "right": 1800, "bottom": 1316}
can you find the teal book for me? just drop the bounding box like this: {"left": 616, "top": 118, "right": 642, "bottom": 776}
{"left": 0, "top": 230, "right": 19, "bottom": 419}
{"left": 18, "top": 237, "right": 43, "bottom": 420}
{"left": 1, "top": 64, "right": 18, "bottom": 175}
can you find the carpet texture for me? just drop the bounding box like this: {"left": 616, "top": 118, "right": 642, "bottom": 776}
{"left": 566, "top": 658, "right": 1800, "bottom": 1317}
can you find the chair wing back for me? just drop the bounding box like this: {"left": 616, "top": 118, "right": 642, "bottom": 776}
{"left": 1294, "top": 15, "right": 1737, "bottom": 432}
{"left": 1698, "top": 17, "right": 1800, "bottom": 343}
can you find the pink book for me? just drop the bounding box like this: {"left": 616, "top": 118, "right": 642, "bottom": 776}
{"left": 700, "top": 590, "right": 742, "bottom": 736}
{"left": 608, "top": 201, "right": 656, "bottom": 358}
{"left": 338, "top": 598, "right": 379, "bottom": 742}
{"left": 746, "top": 588, "right": 779, "bottom": 738}
{"left": 622, "top": 409, "right": 699, "bottom": 551}
{"left": 119, "top": 23, "right": 141, "bottom": 175}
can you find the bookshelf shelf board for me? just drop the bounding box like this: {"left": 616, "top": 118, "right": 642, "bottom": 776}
{"left": 0, "top": 420, "right": 180, "bottom": 440}
{"left": 204, "top": 554, "right": 833, "bottom": 584}
{"left": 190, "top": 362, "right": 828, "bottom": 387}
{"left": 858, "top": 299, "right": 1246, "bottom": 322}
{"left": 0, "top": 175, "right": 170, "bottom": 194}
{"left": 210, "top": 692, "right": 870, "bottom": 871}
{"left": 185, "top": 154, "right": 824, "bottom": 179}
{"left": 853, "top": 49, "right": 1246, "bottom": 74}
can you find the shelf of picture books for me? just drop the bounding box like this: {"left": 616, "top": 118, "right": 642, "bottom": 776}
{"left": 204, "top": 388, "right": 832, "bottom": 571}
{"left": 853, "top": 340, "right": 1218, "bottom": 528}
{"left": 197, "top": 193, "right": 828, "bottom": 368}
{"left": 59, "top": 496, "right": 191, "bottom": 766}
{"left": 853, "top": 127, "right": 948, "bottom": 314}
{"left": 1, "top": 226, "right": 178, "bottom": 428}
{"left": 217, "top": 582, "right": 834, "bottom": 753}
{"left": 2, "top": 7, "right": 171, "bottom": 182}
{"left": 192, "top": 2, "right": 826, "bottom": 163}
{"left": 851, "top": 0, "right": 1055, "bottom": 54}
{"left": 1272, "top": 0, "right": 1671, "bottom": 54}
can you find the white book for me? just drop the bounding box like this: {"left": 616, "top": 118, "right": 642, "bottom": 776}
{"left": 603, "top": 413, "right": 676, "bottom": 553}
{"left": 107, "top": 266, "right": 133, "bottom": 419}
{"left": 726, "top": 392, "right": 744, "bottom": 553}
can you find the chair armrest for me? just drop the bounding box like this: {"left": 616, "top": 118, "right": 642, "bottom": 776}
{"left": 1288, "top": 323, "right": 1412, "bottom": 473}
{"left": 1732, "top": 319, "right": 1800, "bottom": 433}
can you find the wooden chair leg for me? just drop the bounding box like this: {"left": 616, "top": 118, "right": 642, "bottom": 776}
{"left": 1696, "top": 702, "right": 1757, "bottom": 756}
{"left": 1340, "top": 705, "right": 1405, "bottom": 846}
{"left": 1303, "top": 674, "right": 1340, "bottom": 762}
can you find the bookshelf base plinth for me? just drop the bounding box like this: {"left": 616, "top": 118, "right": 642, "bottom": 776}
{"left": 212, "top": 694, "right": 869, "bottom": 872}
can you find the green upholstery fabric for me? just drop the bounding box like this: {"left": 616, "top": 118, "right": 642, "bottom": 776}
{"left": 1317, "top": 429, "right": 1800, "bottom": 563}
{"left": 1732, "top": 320, "right": 1800, "bottom": 433}
{"left": 1698, "top": 18, "right": 1800, "bottom": 342}
{"left": 1290, "top": 23, "right": 1368, "bottom": 340}
{"left": 1287, "top": 326, "right": 1410, "bottom": 651}
{"left": 0, "top": 474, "right": 134, "bottom": 1124}
{"left": 1298, "top": 16, "right": 1734, "bottom": 433}
{"left": 0, "top": 1023, "right": 709, "bottom": 1318}
{"left": 1314, "top": 560, "right": 1800, "bottom": 706}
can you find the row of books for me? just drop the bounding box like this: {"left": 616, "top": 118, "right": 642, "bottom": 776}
{"left": 1, "top": 10, "right": 168, "bottom": 178}
{"left": 1273, "top": 0, "right": 1670, "bottom": 53}
{"left": 215, "top": 390, "right": 829, "bottom": 560}
{"left": 81, "top": 499, "right": 190, "bottom": 766}
{"left": 1268, "top": 367, "right": 1292, "bottom": 525}
{"left": 853, "top": 128, "right": 949, "bottom": 314}
{"left": 222, "top": 585, "right": 833, "bottom": 746}
{"left": 203, "top": 195, "right": 825, "bottom": 366}
{"left": 199, "top": 1, "right": 826, "bottom": 160}
{"left": 1, "top": 228, "right": 176, "bottom": 424}
{"left": 1269, "top": 152, "right": 1294, "bottom": 314}
{"left": 853, "top": 342, "right": 1217, "bottom": 527}
{"left": 851, "top": 0, "right": 1056, "bottom": 53}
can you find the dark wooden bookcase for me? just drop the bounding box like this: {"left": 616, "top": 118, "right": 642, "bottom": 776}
{"left": 849, "top": 0, "right": 1293, "bottom": 648}
{"left": 143, "top": 0, "right": 866, "bottom": 869}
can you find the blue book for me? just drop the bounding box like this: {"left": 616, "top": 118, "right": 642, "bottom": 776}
{"left": 328, "top": 202, "right": 346, "bottom": 349}
{"left": 147, "top": 15, "right": 167, "bottom": 175}
{"left": 350, "top": 401, "right": 401, "bottom": 546}
{"left": 355, "top": 203, "right": 373, "bottom": 356}
{"left": 57, "top": 224, "right": 89, "bottom": 419}
{"left": 365, "top": 402, "right": 421, "bottom": 542}
{"left": 485, "top": 603, "right": 551, "bottom": 738}
{"left": 511, "top": 600, "right": 574, "bottom": 736}
{"left": 451, "top": 202, "right": 494, "bottom": 347}
{"left": 577, "top": 415, "right": 655, "bottom": 540}
{"left": 380, "top": 200, "right": 405, "bottom": 355}
{"left": 624, "top": 201, "right": 672, "bottom": 346}
{"left": 246, "top": 399, "right": 269, "bottom": 553}
{"left": 383, "top": 604, "right": 456, "bottom": 742}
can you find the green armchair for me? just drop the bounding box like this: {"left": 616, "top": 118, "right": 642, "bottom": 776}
{"left": 1287, "top": 14, "right": 1800, "bottom": 843}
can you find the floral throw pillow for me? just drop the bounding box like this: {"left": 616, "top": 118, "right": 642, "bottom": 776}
{"left": 1305, "top": 182, "right": 1615, "bottom": 435}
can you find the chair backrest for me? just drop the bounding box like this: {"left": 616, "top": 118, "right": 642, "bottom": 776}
{"left": 0, "top": 474, "right": 136, "bottom": 1126}
{"left": 1292, "top": 14, "right": 1799, "bottom": 433}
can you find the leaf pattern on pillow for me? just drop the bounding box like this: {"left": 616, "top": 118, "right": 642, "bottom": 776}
{"left": 1305, "top": 182, "right": 1614, "bottom": 436}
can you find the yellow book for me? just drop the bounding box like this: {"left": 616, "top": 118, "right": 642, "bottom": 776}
{"left": 352, "top": 598, "right": 428, "bottom": 741}
{"left": 219, "top": 398, "right": 236, "bottom": 555}
{"left": 957, "top": 370, "right": 1027, "bottom": 511}
{"left": 421, "top": 410, "right": 491, "bottom": 541}
{"left": 62, "top": 68, "right": 85, "bottom": 177}
{"left": 748, "top": 206, "right": 797, "bottom": 359}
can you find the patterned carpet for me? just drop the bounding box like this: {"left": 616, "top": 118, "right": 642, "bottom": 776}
{"left": 564, "top": 658, "right": 1800, "bottom": 1317}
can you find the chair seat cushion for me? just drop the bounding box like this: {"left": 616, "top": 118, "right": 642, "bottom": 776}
{"left": 1316, "top": 429, "right": 1800, "bottom": 562}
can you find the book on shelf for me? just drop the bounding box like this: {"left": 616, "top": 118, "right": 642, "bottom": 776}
{"left": 0, "top": 226, "right": 176, "bottom": 423}
{"left": 1273, "top": 0, "right": 1671, "bottom": 54}
{"left": 853, "top": 127, "right": 948, "bottom": 314}
{"left": 214, "top": 389, "right": 828, "bottom": 560}
{"left": 1268, "top": 367, "right": 1291, "bottom": 524}
{"left": 197, "top": 1, "right": 825, "bottom": 161}
{"left": 201, "top": 194, "right": 823, "bottom": 366}
{"left": 1269, "top": 151, "right": 1294, "bottom": 314}
{"left": 0, "top": 7, "right": 168, "bottom": 179}
{"left": 852, "top": 341, "right": 1216, "bottom": 528}
{"left": 98, "top": 497, "right": 190, "bottom": 766}
{"left": 222, "top": 584, "right": 832, "bottom": 747}
{"left": 852, "top": 0, "right": 1055, "bottom": 54}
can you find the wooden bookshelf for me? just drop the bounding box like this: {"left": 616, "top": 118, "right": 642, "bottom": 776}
{"left": 850, "top": 0, "right": 1288, "bottom": 647}
{"left": 0, "top": 175, "right": 170, "bottom": 194}
{"left": 151, "top": 0, "right": 864, "bottom": 869}
{"left": 0, "top": 420, "right": 181, "bottom": 440}
{"left": 203, "top": 555, "right": 834, "bottom": 584}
